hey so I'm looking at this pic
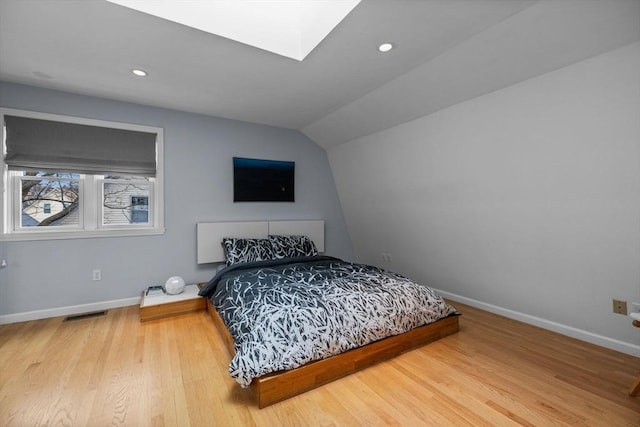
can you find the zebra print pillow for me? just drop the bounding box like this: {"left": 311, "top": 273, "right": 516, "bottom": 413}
{"left": 268, "top": 235, "right": 318, "bottom": 259}
{"left": 222, "top": 238, "right": 274, "bottom": 266}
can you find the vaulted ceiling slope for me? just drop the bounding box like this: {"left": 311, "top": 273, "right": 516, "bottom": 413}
{"left": 0, "top": 0, "right": 638, "bottom": 150}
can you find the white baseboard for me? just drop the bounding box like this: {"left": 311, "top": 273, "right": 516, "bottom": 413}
{"left": 0, "top": 296, "right": 141, "bottom": 325}
{"left": 3, "top": 291, "right": 639, "bottom": 357}
{"left": 436, "top": 289, "right": 640, "bottom": 357}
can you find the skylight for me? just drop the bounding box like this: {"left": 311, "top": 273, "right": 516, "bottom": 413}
{"left": 107, "top": 0, "right": 361, "bottom": 61}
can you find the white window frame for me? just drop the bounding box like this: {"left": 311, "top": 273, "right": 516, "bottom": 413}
{"left": 1, "top": 108, "right": 165, "bottom": 241}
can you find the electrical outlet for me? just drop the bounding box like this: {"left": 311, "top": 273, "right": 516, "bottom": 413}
{"left": 630, "top": 302, "right": 640, "bottom": 314}
{"left": 92, "top": 269, "right": 102, "bottom": 281}
{"left": 381, "top": 253, "right": 393, "bottom": 262}
{"left": 612, "top": 299, "right": 627, "bottom": 315}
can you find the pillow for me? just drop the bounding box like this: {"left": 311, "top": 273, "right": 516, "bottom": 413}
{"left": 268, "top": 235, "right": 318, "bottom": 259}
{"left": 222, "top": 238, "right": 274, "bottom": 266}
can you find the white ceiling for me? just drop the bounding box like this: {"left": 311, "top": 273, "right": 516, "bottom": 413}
{"left": 1, "top": 0, "right": 639, "bottom": 150}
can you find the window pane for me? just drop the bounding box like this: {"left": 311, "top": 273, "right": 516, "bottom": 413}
{"left": 20, "top": 173, "right": 80, "bottom": 228}
{"left": 131, "top": 196, "right": 149, "bottom": 223}
{"left": 103, "top": 180, "right": 151, "bottom": 225}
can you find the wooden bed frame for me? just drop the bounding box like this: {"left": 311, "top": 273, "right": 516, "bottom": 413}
{"left": 206, "top": 299, "right": 459, "bottom": 408}
{"left": 197, "top": 219, "right": 460, "bottom": 407}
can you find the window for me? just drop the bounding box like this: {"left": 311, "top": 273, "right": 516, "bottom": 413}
{"left": 130, "top": 195, "right": 150, "bottom": 224}
{"left": 1, "top": 108, "right": 164, "bottom": 241}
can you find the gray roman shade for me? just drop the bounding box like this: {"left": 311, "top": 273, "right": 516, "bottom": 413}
{"left": 4, "top": 115, "right": 157, "bottom": 176}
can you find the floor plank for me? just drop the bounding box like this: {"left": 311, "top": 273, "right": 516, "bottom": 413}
{"left": 0, "top": 302, "right": 638, "bottom": 426}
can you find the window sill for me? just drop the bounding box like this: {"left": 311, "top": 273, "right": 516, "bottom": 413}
{"left": 1, "top": 227, "right": 166, "bottom": 242}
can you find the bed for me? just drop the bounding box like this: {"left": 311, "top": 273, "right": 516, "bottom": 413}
{"left": 197, "top": 220, "right": 459, "bottom": 407}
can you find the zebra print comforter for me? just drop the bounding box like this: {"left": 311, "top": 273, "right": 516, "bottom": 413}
{"left": 198, "top": 256, "right": 457, "bottom": 387}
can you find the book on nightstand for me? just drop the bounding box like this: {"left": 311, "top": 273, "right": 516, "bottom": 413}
{"left": 145, "top": 285, "right": 165, "bottom": 297}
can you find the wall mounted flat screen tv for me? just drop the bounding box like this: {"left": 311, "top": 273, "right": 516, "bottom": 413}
{"left": 233, "top": 157, "right": 295, "bottom": 202}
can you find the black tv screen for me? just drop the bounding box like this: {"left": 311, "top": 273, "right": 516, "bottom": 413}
{"left": 233, "top": 157, "right": 295, "bottom": 202}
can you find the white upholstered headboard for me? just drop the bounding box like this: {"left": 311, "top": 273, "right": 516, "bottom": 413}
{"left": 196, "top": 220, "right": 325, "bottom": 264}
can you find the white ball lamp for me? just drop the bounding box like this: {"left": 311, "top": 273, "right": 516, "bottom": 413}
{"left": 164, "top": 276, "right": 185, "bottom": 295}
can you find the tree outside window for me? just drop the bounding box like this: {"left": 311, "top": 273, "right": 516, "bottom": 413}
{"left": 20, "top": 172, "right": 80, "bottom": 227}
{"left": 103, "top": 176, "right": 151, "bottom": 226}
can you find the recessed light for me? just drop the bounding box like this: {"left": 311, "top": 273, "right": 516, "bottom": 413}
{"left": 132, "top": 69, "right": 148, "bottom": 77}
{"left": 377, "top": 42, "right": 394, "bottom": 53}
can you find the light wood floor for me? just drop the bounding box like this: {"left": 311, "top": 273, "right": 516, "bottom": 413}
{"left": 1, "top": 302, "right": 638, "bottom": 426}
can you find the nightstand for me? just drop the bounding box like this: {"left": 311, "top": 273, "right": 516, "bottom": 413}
{"left": 139, "top": 284, "right": 205, "bottom": 321}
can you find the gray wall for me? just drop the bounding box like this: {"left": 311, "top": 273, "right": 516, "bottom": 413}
{"left": 0, "top": 82, "right": 353, "bottom": 316}
{"left": 328, "top": 42, "right": 640, "bottom": 353}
